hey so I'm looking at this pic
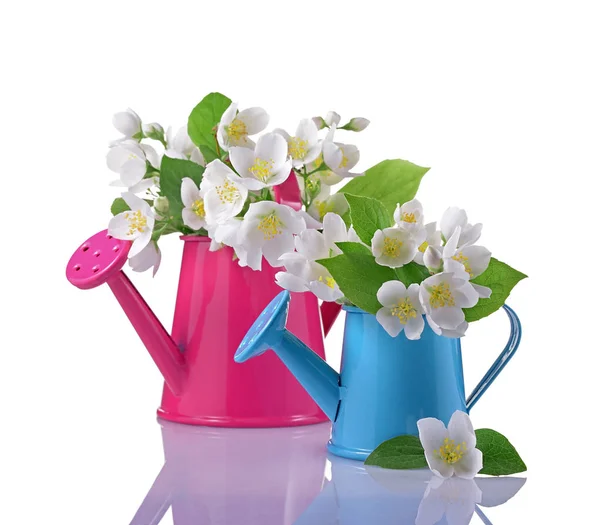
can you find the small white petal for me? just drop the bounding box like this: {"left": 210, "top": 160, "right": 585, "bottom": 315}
{"left": 376, "top": 308, "right": 404, "bottom": 337}
{"left": 440, "top": 207, "right": 468, "bottom": 241}
{"left": 181, "top": 177, "right": 200, "bottom": 208}
{"left": 275, "top": 271, "right": 309, "bottom": 293}
{"left": 377, "top": 280, "right": 408, "bottom": 308}
{"left": 453, "top": 448, "right": 483, "bottom": 480}
{"left": 182, "top": 208, "right": 206, "bottom": 230}
{"left": 129, "top": 228, "right": 152, "bottom": 257}
{"left": 448, "top": 411, "right": 476, "bottom": 451}
{"left": 472, "top": 284, "right": 492, "bottom": 299}
{"left": 237, "top": 107, "right": 269, "bottom": 135}
{"left": 405, "top": 315, "right": 425, "bottom": 340}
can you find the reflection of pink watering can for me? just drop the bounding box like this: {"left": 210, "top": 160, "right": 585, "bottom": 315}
{"left": 65, "top": 226, "right": 341, "bottom": 427}
{"left": 129, "top": 421, "right": 331, "bottom": 525}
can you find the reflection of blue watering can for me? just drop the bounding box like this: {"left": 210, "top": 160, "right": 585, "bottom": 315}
{"left": 235, "top": 291, "right": 522, "bottom": 460}
{"left": 293, "top": 456, "right": 526, "bottom": 525}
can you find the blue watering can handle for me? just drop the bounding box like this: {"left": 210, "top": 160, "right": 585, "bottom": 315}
{"left": 466, "top": 305, "right": 522, "bottom": 411}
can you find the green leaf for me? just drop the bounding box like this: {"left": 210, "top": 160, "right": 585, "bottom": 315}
{"left": 111, "top": 197, "right": 129, "bottom": 216}
{"left": 199, "top": 144, "right": 221, "bottom": 164}
{"left": 159, "top": 156, "right": 205, "bottom": 217}
{"left": 335, "top": 241, "right": 372, "bottom": 256}
{"left": 340, "top": 159, "right": 429, "bottom": 214}
{"left": 476, "top": 429, "right": 527, "bottom": 475}
{"left": 464, "top": 258, "right": 527, "bottom": 322}
{"left": 318, "top": 252, "right": 396, "bottom": 314}
{"left": 394, "top": 262, "right": 431, "bottom": 287}
{"left": 188, "top": 92, "right": 232, "bottom": 149}
{"left": 345, "top": 193, "right": 393, "bottom": 245}
{"left": 110, "top": 197, "right": 153, "bottom": 216}
{"left": 365, "top": 435, "right": 428, "bottom": 469}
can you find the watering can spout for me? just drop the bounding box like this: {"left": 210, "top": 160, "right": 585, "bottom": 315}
{"left": 66, "top": 230, "right": 186, "bottom": 395}
{"left": 235, "top": 291, "right": 341, "bottom": 421}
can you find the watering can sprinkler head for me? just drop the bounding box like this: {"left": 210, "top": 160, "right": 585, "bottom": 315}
{"left": 66, "top": 230, "right": 186, "bottom": 395}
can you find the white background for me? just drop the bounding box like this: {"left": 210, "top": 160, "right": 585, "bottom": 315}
{"left": 1, "top": 1, "right": 598, "bottom": 523}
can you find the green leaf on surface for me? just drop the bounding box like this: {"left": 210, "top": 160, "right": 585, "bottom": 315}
{"left": 476, "top": 429, "right": 527, "bottom": 475}
{"left": 464, "top": 258, "right": 527, "bottom": 322}
{"left": 394, "top": 262, "right": 431, "bottom": 287}
{"left": 365, "top": 435, "right": 428, "bottom": 469}
{"left": 188, "top": 92, "right": 232, "bottom": 151}
{"left": 317, "top": 252, "right": 396, "bottom": 314}
{"left": 340, "top": 159, "right": 429, "bottom": 214}
{"left": 345, "top": 193, "right": 393, "bottom": 245}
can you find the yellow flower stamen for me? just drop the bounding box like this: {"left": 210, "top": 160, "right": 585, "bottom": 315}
{"left": 313, "top": 154, "right": 324, "bottom": 169}
{"left": 401, "top": 212, "right": 417, "bottom": 223}
{"left": 391, "top": 298, "right": 417, "bottom": 325}
{"left": 429, "top": 281, "right": 455, "bottom": 308}
{"left": 383, "top": 237, "right": 403, "bottom": 257}
{"left": 192, "top": 199, "right": 205, "bottom": 218}
{"left": 257, "top": 212, "right": 284, "bottom": 240}
{"left": 318, "top": 275, "right": 336, "bottom": 289}
{"left": 216, "top": 180, "right": 240, "bottom": 204}
{"left": 452, "top": 251, "right": 473, "bottom": 277}
{"left": 418, "top": 241, "right": 429, "bottom": 253}
{"left": 226, "top": 118, "right": 247, "bottom": 141}
{"left": 315, "top": 200, "right": 328, "bottom": 220}
{"left": 434, "top": 438, "right": 467, "bottom": 464}
{"left": 289, "top": 137, "right": 308, "bottom": 160}
{"left": 125, "top": 210, "right": 147, "bottom": 235}
{"left": 250, "top": 158, "right": 274, "bottom": 182}
{"left": 338, "top": 147, "right": 349, "bottom": 169}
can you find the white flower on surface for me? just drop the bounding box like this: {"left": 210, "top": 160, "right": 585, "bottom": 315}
{"left": 274, "top": 119, "right": 321, "bottom": 167}
{"left": 165, "top": 126, "right": 205, "bottom": 166}
{"left": 414, "top": 222, "right": 442, "bottom": 265}
{"left": 417, "top": 411, "right": 483, "bottom": 480}
{"left": 239, "top": 202, "right": 306, "bottom": 270}
{"left": 107, "top": 140, "right": 159, "bottom": 189}
{"left": 372, "top": 227, "right": 418, "bottom": 268}
{"left": 113, "top": 108, "right": 142, "bottom": 140}
{"left": 230, "top": 132, "right": 292, "bottom": 190}
{"left": 416, "top": 475, "right": 482, "bottom": 525}
{"left": 440, "top": 207, "right": 482, "bottom": 248}
{"left": 200, "top": 160, "right": 248, "bottom": 224}
{"left": 129, "top": 241, "right": 162, "bottom": 276}
{"left": 275, "top": 213, "right": 349, "bottom": 302}
{"left": 180, "top": 177, "right": 207, "bottom": 231}
{"left": 108, "top": 193, "right": 156, "bottom": 257}
{"left": 394, "top": 199, "right": 425, "bottom": 232}
{"left": 419, "top": 272, "right": 479, "bottom": 338}
{"left": 322, "top": 125, "right": 362, "bottom": 178}
{"left": 442, "top": 226, "right": 492, "bottom": 299}
{"left": 376, "top": 281, "right": 425, "bottom": 339}
{"left": 217, "top": 102, "right": 269, "bottom": 151}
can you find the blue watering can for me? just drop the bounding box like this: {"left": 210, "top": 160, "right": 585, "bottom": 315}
{"left": 235, "top": 291, "right": 522, "bottom": 460}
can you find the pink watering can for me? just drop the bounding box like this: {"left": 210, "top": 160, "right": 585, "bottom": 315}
{"left": 66, "top": 179, "right": 341, "bottom": 426}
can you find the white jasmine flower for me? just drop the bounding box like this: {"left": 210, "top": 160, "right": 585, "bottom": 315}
{"left": 200, "top": 160, "right": 248, "bottom": 224}
{"left": 414, "top": 222, "right": 442, "bottom": 265}
{"left": 112, "top": 108, "right": 142, "bottom": 139}
{"left": 440, "top": 207, "right": 482, "bottom": 247}
{"left": 275, "top": 213, "right": 349, "bottom": 302}
{"left": 274, "top": 119, "right": 321, "bottom": 167}
{"left": 394, "top": 199, "right": 425, "bottom": 232}
{"left": 165, "top": 126, "right": 205, "bottom": 166}
{"left": 239, "top": 202, "right": 306, "bottom": 270}
{"left": 419, "top": 272, "right": 479, "bottom": 336}
{"left": 207, "top": 218, "right": 247, "bottom": 258}
{"left": 180, "top": 177, "right": 207, "bottom": 231}
{"left": 230, "top": 132, "right": 292, "bottom": 190}
{"left": 416, "top": 476, "right": 482, "bottom": 525}
{"left": 322, "top": 125, "right": 362, "bottom": 178}
{"left": 217, "top": 102, "right": 269, "bottom": 151}
{"left": 417, "top": 411, "right": 483, "bottom": 479}
{"left": 307, "top": 190, "right": 349, "bottom": 222}
{"left": 108, "top": 193, "right": 156, "bottom": 257}
{"left": 106, "top": 140, "right": 158, "bottom": 189}
{"left": 142, "top": 122, "right": 165, "bottom": 142}
{"left": 423, "top": 245, "right": 444, "bottom": 274}
{"left": 342, "top": 117, "right": 370, "bottom": 132}
{"left": 372, "top": 227, "right": 418, "bottom": 268}
{"left": 376, "top": 281, "right": 425, "bottom": 339}
{"left": 442, "top": 226, "right": 492, "bottom": 299}
{"left": 325, "top": 111, "right": 341, "bottom": 127}
{"left": 129, "top": 241, "right": 162, "bottom": 276}
{"left": 312, "top": 116, "right": 326, "bottom": 130}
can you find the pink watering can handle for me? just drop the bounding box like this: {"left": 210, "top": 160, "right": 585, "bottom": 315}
{"left": 274, "top": 172, "right": 342, "bottom": 337}
{"left": 66, "top": 230, "right": 186, "bottom": 395}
